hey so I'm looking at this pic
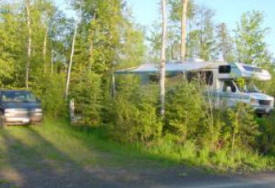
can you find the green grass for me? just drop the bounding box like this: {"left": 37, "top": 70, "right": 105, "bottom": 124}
{"left": 0, "top": 119, "right": 177, "bottom": 171}
{"left": 0, "top": 118, "right": 274, "bottom": 175}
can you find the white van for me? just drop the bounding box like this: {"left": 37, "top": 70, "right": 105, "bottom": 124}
{"left": 116, "top": 59, "right": 274, "bottom": 114}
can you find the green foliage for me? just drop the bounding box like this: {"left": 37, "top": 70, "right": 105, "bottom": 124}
{"left": 257, "top": 112, "right": 275, "bottom": 154}
{"left": 226, "top": 103, "right": 259, "bottom": 153}
{"left": 165, "top": 81, "right": 207, "bottom": 142}
{"left": 168, "top": 0, "right": 196, "bottom": 21}
{"left": 33, "top": 73, "right": 67, "bottom": 118}
{"left": 235, "top": 11, "right": 272, "bottom": 65}
{"left": 71, "top": 71, "right": 102, "bottom": 126}
{"left": 0, "top": 4, "right": 24, "bottom": 87}
{"left": 108, "top": 79, "right": 162, "bottom": 144}
{"left": 215, "top": 23, "right": 235, "bottom": 62}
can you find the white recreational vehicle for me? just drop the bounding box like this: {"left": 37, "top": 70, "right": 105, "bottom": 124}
{"left": 116, "top": 59, "right": 274, "bottom": 114}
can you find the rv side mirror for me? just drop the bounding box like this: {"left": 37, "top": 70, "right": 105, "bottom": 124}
{"left": 226, "top": 86, "right": 232, "bottom": 93}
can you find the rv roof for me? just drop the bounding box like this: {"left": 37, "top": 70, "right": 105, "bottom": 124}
{"left": 116, "top": 61, "right": 225, "bottom": 74}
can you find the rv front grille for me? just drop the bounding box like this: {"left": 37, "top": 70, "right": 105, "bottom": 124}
{"left": 259, "top": 100, "right": 271, "bottom": 106}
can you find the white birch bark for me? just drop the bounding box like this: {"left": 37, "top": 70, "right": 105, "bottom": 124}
{"left": 180, "top": 0, "right": 189, "bottom": 62}
{"left": 65, "top": 23, "right": 78, "bottom": 99}
{"left": 160, "top": 0, "right": 167, "bottom": 116}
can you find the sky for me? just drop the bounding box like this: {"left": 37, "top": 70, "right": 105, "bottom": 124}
{"left": 56, "top": 0, "right": 275, "bottom": 54}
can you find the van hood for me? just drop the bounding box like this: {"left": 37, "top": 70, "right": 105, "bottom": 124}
{"left": 248, "top": 93, "right": 274, "bottom": 101}
{"left": 2, "top": 102, "right": 41, "bottom": 110}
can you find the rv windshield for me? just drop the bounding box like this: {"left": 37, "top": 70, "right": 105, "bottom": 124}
{"left": 237, "top": 81, "right": 260, "bottom": 93}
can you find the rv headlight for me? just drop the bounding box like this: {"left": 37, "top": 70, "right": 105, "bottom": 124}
{"left": 250, "top": 98, "right": 258, "bottom": 105}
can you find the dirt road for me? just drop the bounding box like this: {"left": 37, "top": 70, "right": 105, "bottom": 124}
{"left": 1, "top": 158, "right": 275, "bottom": 188}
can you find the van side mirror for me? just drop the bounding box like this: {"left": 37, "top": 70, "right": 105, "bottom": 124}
{"left": 226, "top": 86, "right": 232, "bottom": 93}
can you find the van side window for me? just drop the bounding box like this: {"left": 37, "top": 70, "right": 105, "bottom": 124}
{"left": 223, "top": 80, "right": 236, "bottom": 93}
{"left": 219, "top": 65, "right": 231, "bottom": 74}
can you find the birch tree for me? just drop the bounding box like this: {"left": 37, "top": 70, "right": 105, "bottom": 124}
{"left": 65, "top": 23, "right": 77, "bottom": 99}
{"left": 160, "top": 0, "right": 167, "bottom": 116}
{"left": 25, "top": 0, "right": 32, "bottom": 88}
{"left": 43, "top": 27, "right": 49, "bottom": 73}
{"left": 180, "top": 0, "right": 189, "bottom": 61}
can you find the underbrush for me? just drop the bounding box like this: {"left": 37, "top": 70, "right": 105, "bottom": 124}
{"left": 99, "top": 78, "right": 275, "bottom": 172}
{"left": 60, "top": 120, "right": 275, "bottom": 173}
{"left": 2, "top": 117, "right": 274, "bottom": 173}
{"left": 67, "top": 117, "right": 275, "bottom": 172}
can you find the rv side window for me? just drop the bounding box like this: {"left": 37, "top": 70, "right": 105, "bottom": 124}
{"left": 219, "top": 65, "right": 231, "bottom": 74}
{"left": 187, "top": 71, "right": 213, "bottom": 86}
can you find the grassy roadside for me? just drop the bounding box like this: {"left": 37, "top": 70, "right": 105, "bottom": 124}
{"left": 0, "top": 118, "right": 274, "bottom": 175}
{"left": 0, "top": 119, "right": 177, "bottom": 170}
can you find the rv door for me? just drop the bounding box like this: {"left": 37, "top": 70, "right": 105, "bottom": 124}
{"left": 221, "top": 80, "right": 239, "bottom": 107}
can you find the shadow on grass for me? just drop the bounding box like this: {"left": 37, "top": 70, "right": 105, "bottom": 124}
{"left": 1, "top": 119, "right": 273, "bottom": 188}
{"left": 61, "top": 120, "right": 275, "bottom": 173}
{"left": 60, "top": 121, "right": 215, "bottom": 171}
{"left": 0, "top": 126, "right": 135, "bottom": 188}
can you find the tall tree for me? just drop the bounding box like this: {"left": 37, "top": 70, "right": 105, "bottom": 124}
{"left": 25, "top": 0, "right": 32, "bottom": 88}
{"left": 180, "top": 0, "right": 189, "bottom": 61}
{"left": 160, "top": 0, "right": 167, "bottom": 116}
{"left": 235, "top": 11, "right": 271, "bottom": 65}
{"left": 216, "top": 23, "right": 235, "bottom": 62}
{"left": 65, "top": 23, "right": 78, "bottom": 99}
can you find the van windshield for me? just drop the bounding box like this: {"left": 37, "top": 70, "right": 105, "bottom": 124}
{"left": 1, "top": 91, "right": 37, "bottom": 103}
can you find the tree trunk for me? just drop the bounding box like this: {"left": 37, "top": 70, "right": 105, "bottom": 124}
{"left": 88, "top": 13, "right": 96, "bottom": 72}
{"left": 25, "top": 0, "right": 32, "bottom": 88}
{"left": 43, "top": 27, "right": 49, "bottom": 73}
{"left": 180, "top": 0, "right": 189, "bottom": 62}
{"left": 160, "top": 0, "right": 167, "bottom": 116}
{"left": 50, "top": 49, "right": 54, "bottom": 74}
{"left": 65, "top": 23, "right": 78, "bottom": 99}
{"left": 88, "top": 33, "right": 94, "bottom": 72}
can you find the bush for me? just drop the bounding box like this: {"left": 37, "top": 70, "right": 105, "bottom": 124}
{"left": 33, "top": 73, "right": 67, "bottom": 118}
{"left": 165, "top": 81, "right": 208, "bottom": 143}
{"left": 108, "top": 79, "right": 162, "bottom": 144}
{"left": 257, "top": 111, "right": 275, "bottom": 154}
{"left": 71, "top": 71, "right": 102, "bottom": 126}
{"left": 226, "top": 103, "right": 259, "bottom": 153}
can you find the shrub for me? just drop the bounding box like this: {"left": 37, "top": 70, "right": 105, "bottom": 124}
{"left": 109, "top": 80, "right": 162, "bottom": 144}
{"left": 71, "top": 71, "right": 102, "bottom": 126}
{"left": 226, "top": 103, "right": 259, "bottom": 154}
{"left": 257, "top": 111, "right": 275, "bottom": 154}
{"left": 165, "top": 81, "right": 208, "bottom": 143}
{"left": 33, "top": 73, "right": 67, "bottom": 118}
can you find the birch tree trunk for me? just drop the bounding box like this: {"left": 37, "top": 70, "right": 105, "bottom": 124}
{"left": 88, "top": 13, "right": 96, "bottom": 72}
{"left": 43, "top": 27, "right": 49, "bottom": 73}
{"left": 88, "top": 33, "right": 94, "bottom": 72}
{"left": 25, "top": 0, "right": 32, "bottom": 88}
{"left": 180, "top": 0, "right": 189, "bottom": 62}
{"left": 160, "top": 0, "right": 167, "bottom": 116}
{"left": 65, "top": 23, "right": 78, "bottom": 99}
{"left": 50, "top": 49, "right": 54, "bottom": 74}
